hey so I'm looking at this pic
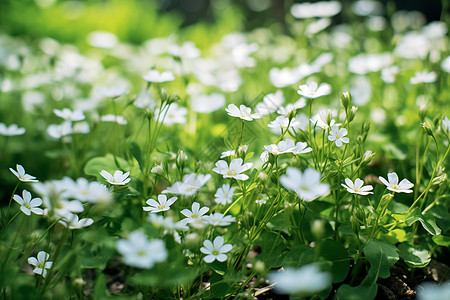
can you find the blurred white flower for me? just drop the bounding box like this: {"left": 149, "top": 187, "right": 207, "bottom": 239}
{"left": 101, "top": 114, "right": 128, "bottom": 125}
{"left": 348, "top": 53, "right": 394, "bottom": 75}
{"left": 98, "top": 86, "right": 129, "bottom": 98}
{"left": 410, "top": 71, "right": 437, "bottom": 85}
{"left": 191, "top": 93, "right": 226, "bottom": 113}
{"left": 28, "top": 251, "right": 53, "bottom": 278}
{"left": 142, "top": 70, "right": 175, "bottom": 83}
{"left": 100, "top": 170, "right": 131, "bottom": 185}
{"left": 200, "top": 236, "right": 233, "bottom": 263}
{"left": 269, "top": 265, "right": 331, "bottom": 295}
{"left": 206, "top": 213, "right": 236, "bottom": 226}
{"left": 167, "top": 41, "right": 200, "bottom": 59}
{"left": 116, "top": 231, "right": 167, "bottom": 268}
{"left": 87, "top": 31, "right": 118, "bottom": 49}
{"left": 134, "top": 91, "right": 157, "bottom": 111}
{"left": 381, "top": 66, "right": 399, "bottom": 83}
{"left": 163, "top": 173, "right": 210, "bottom": 197}
{"left": 394, "top": 33, "right": 429, "bottom": 59}
{"left": 342, "top": 178, "right": 373, "bottom": 195}
{"left": 255, "top": 90, "right": 285, "bottom": 116}
{"left": 416, "top": 281, "right": 450, "bottom": 300}
{"left": 13, "top": 190, "right": 43, "bottom": 216}
{"left": 155, "top": 103, "right": 188, "bottom": 125}
{"left": 280, "top": 167, "right": 330, "bottom": 201}
{"left": 53, "top": 108, "right": 85, "bottom": 121}
{"left": 379, "top": 172, "right": 414, "bottom": 193}
{"left": 290, "top": 1, "right": 341, "bottom": 18}
{"left": 441, "top": 56, "right": 450, "bottom": 73}
{"left": 0, "top": 123, "right": 25, "bottom": 136}
{"left": 213, "top": 158, "right": 253, "bottom": 181}
{"left": 47, "top": 122, "right": 72, "bottom": 139}
{"left": 143, "top": 195, "right": 177, "bottom": 213}
{"left": 10, "top": 164, "right": 38, "bottom": 182}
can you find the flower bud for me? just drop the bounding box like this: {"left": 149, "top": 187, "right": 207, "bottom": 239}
{"left": 151, "top": 163, "right": 163, "bottom": 175}
{"left": 362, "top": 150, "right": 375, "bottom": 164}
{"left": 348, "top": 106, "right": 358, "bottom": 122}
{"left": 311, "top": 219, "right": 326, "bottom": 240}
{"left": 176, "top": 150, "right": 188, "bottom": 169}
{"left": 341, "top": 91, "right": 352, "bottom": 110}
{"left": 238, "top": 145, "right": 249, "bottom": 157}
{"left": 421, "top": 120, "right": 435, "bottom": 137}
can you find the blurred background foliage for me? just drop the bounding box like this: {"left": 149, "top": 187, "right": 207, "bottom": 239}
{"left": 0, "top": 0, "right": 443, "bottom": 48}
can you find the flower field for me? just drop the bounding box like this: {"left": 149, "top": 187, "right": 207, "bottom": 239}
{"left": 0, "top": 0, "right": 449, "bottom": 299}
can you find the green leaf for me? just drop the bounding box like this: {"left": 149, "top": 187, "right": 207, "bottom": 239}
{"left": 338, "top": 223, "right": 357, "bottom": 236}
{"left": 419, "top": 214, "right": 441, "bottom": 236}
{"left": 363, "top": 239, "right": 399, "bottom": 279}
{"left": 432, "top": 235, "right": 450, "bottom": 247}
{"left": 255, "top": 232, "right": 287, "bottom": 268}
{"left": 129, "top": 142, "right": 144, "bottom": 171}
{"left": 398, "top": 243, "right": 431, "bottom": 268}
{"left": 320, "top": 239, "right": 350, "bottom": 283}
{"left": 336, "top": 266, "right": 378, "bottom": 300}
{"left": 282, "top": 245, "right": 310, "bottom": 267}
{"left": 383, "top": 143, "right": 407, "bottom": 160}
{"left": 93, "top": 272, "right": 107, "bottom": 299}
{"left": 211, "top": 261, "right": 227, "bottom": 276}
{"left": 210, "top": 271, "right": 230, "bottom": 298}
{"left": 84, "top": 154, "right": 130, "bottom": 178}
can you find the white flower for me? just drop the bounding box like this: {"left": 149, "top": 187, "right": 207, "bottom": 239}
{"left": 116, "top": 231, "right": 167, "bottom": 269}
{"left": 225, "top": 104, "right": 262, "bottom": 121}
{"left": 10, "top": 164, "right": 38, "bottom": 182}
{"left": 28, "top": 251, "right": 53, "bottom": 278}
{"left": 151, "top": 163, "right": 163, "bottom": 174}
{"left": 191, "top": 93, "right": 226, "bottom": 113}
{"left": 269, "top": 67, "right": 302, "bottom": 88}
{"left": 255, "top": 91, "right": 285, "bottom": 116}
{"left": 58, "top": 212, "right": 94, "bottom": 229}
{"left": 262, "top": 139, "right": 312, "bottom": 156}
{"left": 410, "top": 71, "right": 437, "bottom": 85}
{"left": 341, "top": 178, "right": 373, "bottom": 195}
{"left": 206, "top": 213, "right": 236, "bottom": 226}
{"left": 162, "top": 173, "right": 210, "bottom": 197}
{"left": 200, "top": 236, "right": 233, "bottom": 263}
{"left": 143, "top": 195, "right": 177, "bottom": 213}
{"left": 64, "top": 177, "right": 112, "bottom": 204}
{"left": 214, "top": 183, "right": 235, "bottom": 205}
{"left": 379, "top": 172, "right": 414, "bottom": 193}
{"left": 328, "top": 125, "right": 349, "bottom": 147}
{"left": 47, "top": 122, "right": 73, "bottom": 139}
{"left": 98, "top": 86, "right": 129, "bottom": 98}
{"left": 13, "top": 190, "right": 43, "bottom": 216}
{"left": 87, "top": 31, "right": 118, "bottom": 49}
{"left": 268, "top": 265, "right": 331, "bottom": 295}
{"left": 441, "top": 56, "right": 450, "bottom": 73}
{"left": 142, "top": 70, "right": 175, "bottom": 83}
{"left": 441, "top": 116, "right": 450, "bottom": 134}
{"left": 348, "top": 53, "right": 394, "bottom": 75}
{"left": 212, "top": 158, "right": 253, "bottom": 181}
{"left": 297, "top": 81, "right": 331, "bottom": 99}
{"left": 53, "top": 108, "right": 85, "bottom": 121}
{"left": 220, "top": 145, "right": 248, "bottom": 158}
{"left": 381, "top": 66, "right": 399, "bottom": 83}
{"left": 134, "top": 91, "right": 157, "bottom": 111}
{"left": 99, "top": 170, "right": 131, "bottom": 185}
{"left": 180, "top": 202, "right": 209, "bottom": 228}
{"left": 290, "top": 1, "right": 341, "bottom": 18}
{"left": 280, "top": 167, "right": 330, "bottom": 201}
{"left": 101, "top": 114, "right": 128, "bottom": 125}
{"left": 147, "top": 214, "right": 188, "bottom": 231}
{"left": 277, "top": 97, "right": 307, "bottom": 116}
{"left": 155, "top": 103, "right": 188, "bottom": 125}
{"left": 0, "top": 123, "right": 26, "bottom": 136}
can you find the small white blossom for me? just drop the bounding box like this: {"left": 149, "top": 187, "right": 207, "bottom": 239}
{"left": 10, "top": 164, "right": 38, "bottom": 182}
{"left": 379, "top": 172, "right": 414, "bottom": 193}
{"left": 297, "top": 81, "right": 331, "bottom": 99}
{"left": 116, "top": 231, "right": 167, "bottom": 269}
{"left": 269, "top": 265, "right": 331, "bottom": 295}
{"left": 162, "top": 173, "right": 210, "bottom": 197}
{"left": 53, "top": 108, "right": 85, "bottom": 121}
{"left": 28, "top": 251, "right": 53, "bottom": 278}
{"left": 13, "top": 190, "right": 43, "bottom": 216}
{"left": 200, "top": 236, "right": 233, "bottom": 263}
{"left": 206, "top": 213, "right": 236, "bottom": 226}
{"left": 58, "top": 212, "right": 94, "bottom": 229}
{"left": 180, "top": 202, "right": 209, "bottom": 228}
{"left": 328, "top": 125, "right": 349, "bottom": 147}
{"left": 410, "top": 71, "right": 437, "bottom": 85}
{"left": 225, "top": 104, "right": 262, "bottom": 121}
{"left": 143, "top": 195, "right": 177, "bottom": 213}
{"left": 214, "top": 183, "right": 235, "bottom": 205}
{"left": 417, "top": 281, "right": 450, "bottom": 300}
{"left": 341, "top": 178, "right": 373, "bottom": 195}
{"left": 142, "top": 70, "right": 175, "bottom": 83}
{"left": 100, "top": 170, "right": 131, "bottom": 185}
{"left": 98, "top": 86, "right": 129, "bottom": 98}
{"left": 212, "top": 158, "right": 253, "bottom": 181}
{"left": 0, "top": 123, "right": 26, "bottom": 136}
{"left": 280, "top": 167, "right": 330, "bottom": 201}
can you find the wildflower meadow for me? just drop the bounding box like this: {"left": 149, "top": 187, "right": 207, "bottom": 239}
{"left": 0, "top": 0, "right": 449, "bottom": 299}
